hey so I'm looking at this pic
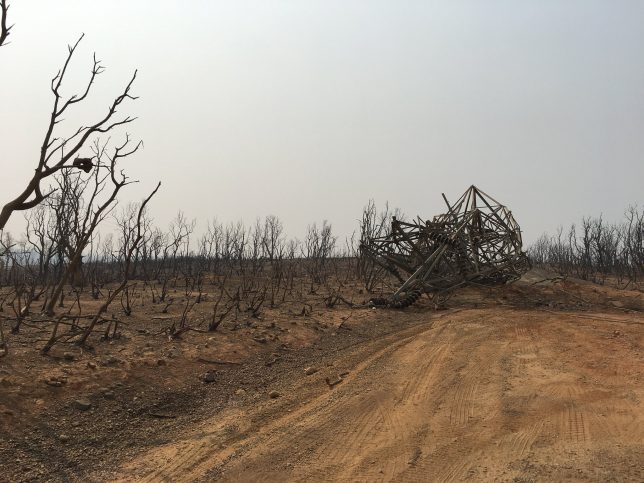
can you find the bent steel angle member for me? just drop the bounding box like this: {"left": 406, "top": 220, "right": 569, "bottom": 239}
{"left": 361, "top": 185, "right": 530, "bottom": 308}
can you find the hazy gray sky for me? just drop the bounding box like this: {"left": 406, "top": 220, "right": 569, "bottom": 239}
{"left": 1, "top": 0, "right": 643, "bottom": 243}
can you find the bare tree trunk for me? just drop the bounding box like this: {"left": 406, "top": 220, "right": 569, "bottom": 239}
{"left": 0, "top": 34, "right": 138, "bottom": 230}
{"left": 0, "top": 0, "right": 11, "bottom": 48}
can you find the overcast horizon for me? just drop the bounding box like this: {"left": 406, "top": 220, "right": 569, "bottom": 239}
{"left": 1, "top": 1, "right": 643, "bottom": 245}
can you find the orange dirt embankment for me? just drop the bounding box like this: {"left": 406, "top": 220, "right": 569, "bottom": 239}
{"left": 1, "top": 271, "right": 642, "bottom": 482}
{"left": 114, "top": 306, "right": 643, "bottom": 482}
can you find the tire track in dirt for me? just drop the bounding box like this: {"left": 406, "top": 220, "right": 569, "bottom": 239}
{"left": 114, "top": 311, "right": 461, "bottom": 482}
{"left": 395, "top": 316, "right": 505, "bottom": 483}
{"left": 497, "top": 420, "right": 545, "bottom": 458}
{"left": 291, "top": 323, "right": 453, "bottom": 482}
{"left": 449, "top": 368, "right": 480, "bottom": 426}
{"left": 109, "top": 307, "right": 644, "bottom": 483}
{"left": 543, "top": 385, "right": 591, "bottom": 446}
{"left": 561, "top": 401, "right": 588, "bottom": 443}
{"left": 588, "top": 399, "right": 644, "bottom": 444}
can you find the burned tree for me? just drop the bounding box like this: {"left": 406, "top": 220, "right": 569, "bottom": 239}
{"left": 43, "top": 137, "right": 143, "bottom": 316}
{"left": 528, "top": 205, "right": 644, "bottom": 286}
{"left": 356, "top": 200, "right": 405, "bottom": 293}
{"left": 361, "top": 186, "right": 530, "bottom": 308}
{"left": 0, "top": 0, "right": 11, "bottom": 48}
{"left": 75, "top": 182, "right": 160, "bottom": 346}
{"left": 0, "top": 34, "right": 138, "bottom": 230}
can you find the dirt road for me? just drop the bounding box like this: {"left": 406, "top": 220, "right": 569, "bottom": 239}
{"left": 113, "top": 307, "right": 643, "bottom": 482}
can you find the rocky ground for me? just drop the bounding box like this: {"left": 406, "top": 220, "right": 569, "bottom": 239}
{"left": 0, "top": 270, "right": 642, "bottom": 482}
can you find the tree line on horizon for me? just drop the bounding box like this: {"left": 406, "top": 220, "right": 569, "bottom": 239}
{"left": 528, "top": 207, "right": 643, "bottom": 287}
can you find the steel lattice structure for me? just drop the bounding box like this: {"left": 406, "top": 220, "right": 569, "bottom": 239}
{"left": 361, "top": 185, "right": 530, "bottom": 308}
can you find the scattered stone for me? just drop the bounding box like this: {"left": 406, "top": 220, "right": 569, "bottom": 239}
{"left": 137, "top": 328, "right": 149, "bottom": 334}
{"left": 71, "top": 421, "right": 81, "bottom": 428}
{"left": 157, "top": 359, "right": 166, "bottom": 366}
{"left": 304, "top": 367, "right": 318, "bottom": 376}
{"left": 235, "top": 389, "right": 246, "bottom": 396}
{"left": 63, "top": 352, "right": 76, "bottom": 361}
{"left": 72, "top": 399, "right": 92, "bottom": 411}
{"left": 59, "top": 434, "right": 70, "bottom": 443}
{"left": 613, "top": 330, "right": 621, "bottom": 337}
{"left": 268, "top": 390, "right": 281, "bottom": 399}
{"left": 253, "top": 336, "right": 267, "bottom": 344}
{"left": 103, "top": 391, "right": 115, "bottom": 400}
{"left": 86, "top": 362, "right": 97, "bottom": 370}
{"left": 202, "top": 371, "right": 217, "bottom": 383}
{"left": 103, "top": 356, "right": 119, "bottom": 365}
{"left": 609, "top": 300, "right": 625, "bottom": 308}
{"left": 325, "top": 376, "right": 343, "bottom": 388}
{"left": 46, "top": 379, "right": 63, "bottom": 387}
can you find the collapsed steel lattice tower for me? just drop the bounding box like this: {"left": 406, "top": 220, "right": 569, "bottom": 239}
{"left": 361, "top": 185, "right": 530, "bottom": 307}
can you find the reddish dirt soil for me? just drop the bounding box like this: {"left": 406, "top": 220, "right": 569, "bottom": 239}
{"left": 1, "top": 270, "right": 642, "bottom": 482}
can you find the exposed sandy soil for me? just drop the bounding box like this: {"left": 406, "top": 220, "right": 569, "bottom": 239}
{"left": 1, "top": 270, "right": 643, "bottom": 482}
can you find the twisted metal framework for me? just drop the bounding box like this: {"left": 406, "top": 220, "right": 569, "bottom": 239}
{"left": 361, "top": 186, "right": 530, "bottom": 308}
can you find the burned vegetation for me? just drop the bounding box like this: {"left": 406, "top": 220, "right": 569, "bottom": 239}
{"left": 0, "top": 184, "right": 533, "bottom": 359}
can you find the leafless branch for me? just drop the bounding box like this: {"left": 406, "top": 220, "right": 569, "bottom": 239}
{"left": 0, "top": 35, "right": 138, "bottom": 230}
{"left": 0, "top": 0, "right": 12, "bottom": 48}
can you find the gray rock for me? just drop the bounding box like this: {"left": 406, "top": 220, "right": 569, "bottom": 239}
{"left": 202, "top": 371, "right": 217, "bottom": 383}
{"left": 268, "top": 390, "right": 281, "bottom": 399}
{"left": 325, "top": 375, "right": 343, "bottom": 387}
{"left": 73, "top": 399, "right": 92, "bottom": 411}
